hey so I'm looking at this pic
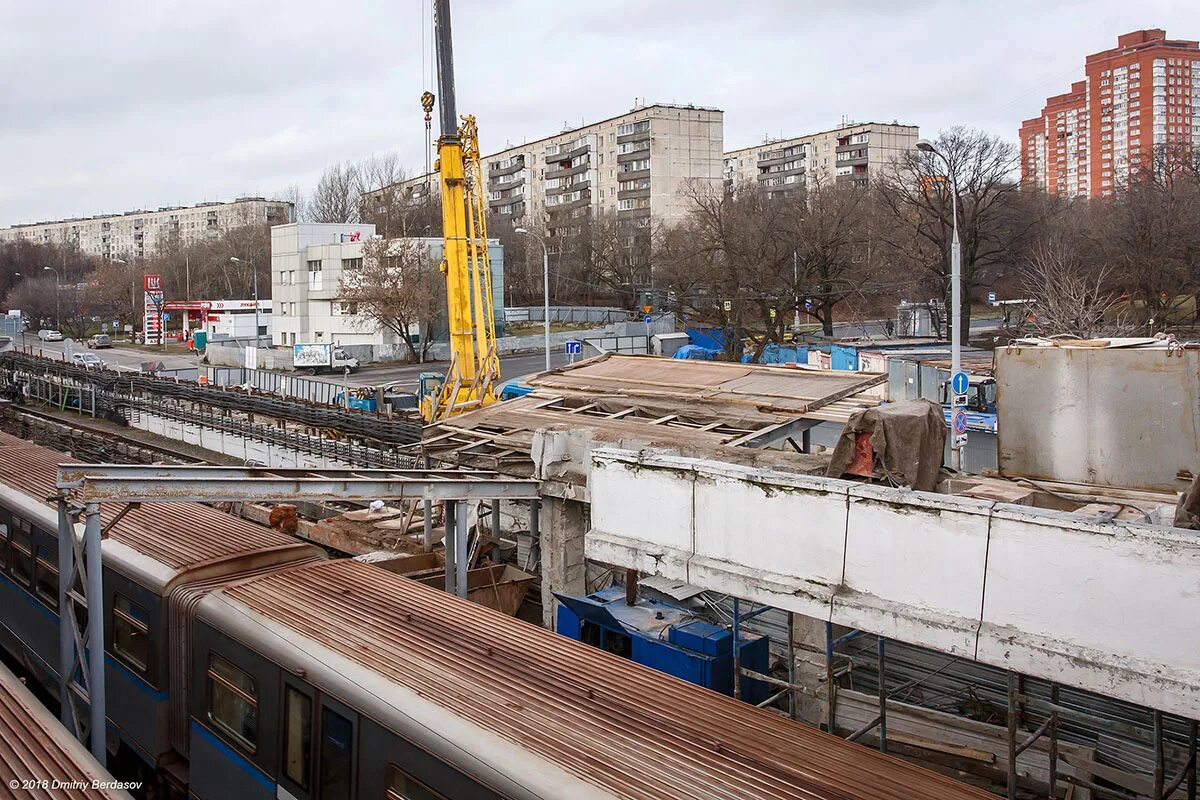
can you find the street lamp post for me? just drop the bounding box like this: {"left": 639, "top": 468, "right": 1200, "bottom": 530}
{"left": 111, "top": 259, "right": 131, "bottom": 336}
{"left": 42, "top": 267, "right": 60, "bottom": 329}
{"left": 916, "top": 139, "right": 963, "bottom": 471}
{"left": 514, "top": 227, "right": 550, "bottom": 371}
{"left": 230, "top": 258, "right": 260, "bottom": 345}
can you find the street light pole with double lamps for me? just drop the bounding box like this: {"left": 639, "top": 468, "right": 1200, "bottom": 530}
{"left": 915, "top": 138, "right": 964, "bottom": 471}
{"left": 513, "top": 227, "right": 550, "bottom": 371}
{"left": 229, "top": 257, "right": 260, "bottom": 345}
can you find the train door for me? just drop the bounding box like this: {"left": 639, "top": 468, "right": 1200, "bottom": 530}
{"left": 316, "top": 695, "right": 357, "bottom": 800}
{"left": 277, "top": 678, "right": 357, "bottom": 800}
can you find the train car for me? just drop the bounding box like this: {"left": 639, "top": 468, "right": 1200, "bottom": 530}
{"left": 0, "top": 431, "right": 326, "bottom": 792}
{"left": 0, "top": 659, "right": 135, "bottom": 799}
{"left": 190, "top": 559, "right": 996, "bottom": 800}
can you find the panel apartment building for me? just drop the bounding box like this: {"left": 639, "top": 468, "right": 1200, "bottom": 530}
{"left": 1020, "top": 29, "right": 1200, "bottom": 198}
{"left": 367, "top": 103, "right": 724, "bottom": 234}
{"left": 723, "top": 122, "right": 919, "bottom": 196}
{"left": 0, "top": 197, "right": 294, "bottom": 260}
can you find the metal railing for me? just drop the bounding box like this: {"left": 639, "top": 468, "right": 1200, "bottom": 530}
{"left": 204, "top": 367, "right": 344, "bottom": 406}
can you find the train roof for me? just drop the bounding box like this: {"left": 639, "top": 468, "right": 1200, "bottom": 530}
{"left": 0, "top": 661, "right": 133, "bottom": 799}
{"left": 0, "top": 432, "right": 318, "bottom": 589}
{"left": 209, "top": 559, "right": 994, "bottom": 800}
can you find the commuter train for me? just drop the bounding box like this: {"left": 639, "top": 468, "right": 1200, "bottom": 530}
{"left": 0, "top": 431, "right": 994, "bottom": 800}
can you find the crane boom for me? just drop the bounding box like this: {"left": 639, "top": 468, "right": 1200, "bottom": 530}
{"left": 421, "top": 0, "right": 501, "bottom": 422}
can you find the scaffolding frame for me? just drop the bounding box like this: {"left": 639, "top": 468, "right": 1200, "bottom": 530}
{"left": 54, "top": 463, "right": 540, "bottom": 765}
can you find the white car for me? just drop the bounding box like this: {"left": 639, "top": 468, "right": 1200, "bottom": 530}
{"left": 37, "top": 329, "right": 63, "bottom": 341}
{"left": 70, "top": 352, "right": 103, "bottom": 369}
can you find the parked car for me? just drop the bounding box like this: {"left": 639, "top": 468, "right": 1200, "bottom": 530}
{"left": 37, "top": 329, "right": 63, "bottom": 341}
{"left": 86, "top": 333, "right": 112, "bottom": 349}
{"left": 70, "top": 352, "right": 103, "bottom": 369}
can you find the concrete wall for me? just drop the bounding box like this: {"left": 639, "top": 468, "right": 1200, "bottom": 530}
{"left": 586, "top": 447, "right": 1200, "bottom": 718}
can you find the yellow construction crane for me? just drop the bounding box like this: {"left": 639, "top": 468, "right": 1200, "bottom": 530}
{"left": 419, "top": 0, "right": 502, "bottom": 423}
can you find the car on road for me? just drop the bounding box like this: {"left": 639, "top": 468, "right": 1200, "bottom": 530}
{"left": 37, "top": 329, "right": 63, "bottom": 341}
{"left": 86, "top": 333, "right": 112, "bottom": 349}
{"left": 70, "top": 352, "right": 103, "bottom": 369}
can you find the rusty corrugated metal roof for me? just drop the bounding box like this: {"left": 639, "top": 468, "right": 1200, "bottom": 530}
{"left": 0, "top": 432, "right": 304, "bottom": 571}
{"left": 222, "top": 560, "right": 995, "bottom": 800}
{"left": 0, "top": 661, "right": 131, "bottom": 799}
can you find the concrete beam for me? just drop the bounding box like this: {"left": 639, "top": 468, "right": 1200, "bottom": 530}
{"left": 586, "top": 447, "right": 1200, "bottom": 718}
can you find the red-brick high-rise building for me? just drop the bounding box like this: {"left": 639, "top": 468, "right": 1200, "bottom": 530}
{"left": 1020, "top": 29, "right": 1200, "bottom": 197}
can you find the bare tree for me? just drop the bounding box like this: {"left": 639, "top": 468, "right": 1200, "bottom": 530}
{"left": 339, "top": 238, "right": 438, "bottom": 361}
{"left": 876, "top": 126, "right": 1039, "bottom": 344}
{"left": 792, "top": 181, "right": 876, "bottom": 336}
{"left": 1019, "top": 240, "right": 1129, "bottom": 339}
{"left": 308, "top": 161, "right": 363, "bottom": 223}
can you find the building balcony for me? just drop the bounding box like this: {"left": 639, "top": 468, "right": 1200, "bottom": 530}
{"left": 489, "top": 175, "right": 526, "bottom": 192}
{"left": 617, "top": 130, "right": 651, "bottom": 146}
{"left": 545, "top": 162, "right": 590, "bottom": 181}
{"left": 616, "top": 145, "right": 651, "bottom": 164}
{"left": 489, "top": 158, "right": 526, "bottom": 178}
{"left": 838, "top": 153, "right": 868, "bottom": 166}
{"left": 547, "top": 178, "right": 590, "bottom": 197}
{"left": 546, "top": 195, "right": 592, "bottom": 215}
{"left": 757, "top": 152, "right": 787, "bottom": 168}
{"left": 617, "top": 187, "right": 651, "bottom": 201}
{"left": 616, "top": 207, "right": 652, "bottom": 220}
{"left": 546, "top": 141, "right": 591, "bottom": 165}
{"left": 617, "top": 167, "right": 651, "bottom": 182}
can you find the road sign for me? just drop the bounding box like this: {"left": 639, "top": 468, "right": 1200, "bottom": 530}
{"left": 953, "top": 432, "right": 968, "bottom": 449}
{"left": 722, "top": 300, "right": 732, "bottom": 312}
{"left": 644, "top": 314, "right": 653, "bottom": 324}
{"left": 951, "top": 370, "right": 969, "bottom": 397}
{"left": 564, "top": 340, "right": 582, "bottom": 355}
{"left": 953, "top": 393, "right": 968, "bottom": 406}
{"left": 951, "top": 408, "right": 968, "bottom": 435}
{"left": 987, "top": 291, "right": 997, "bottom": 306}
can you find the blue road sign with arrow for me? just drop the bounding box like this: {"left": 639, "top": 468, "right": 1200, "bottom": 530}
{"left": 951, "top": 370, "right": 969, "bottom": 396}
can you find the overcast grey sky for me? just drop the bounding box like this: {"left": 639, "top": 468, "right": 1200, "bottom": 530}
{"left": 0, "top": 0, "right": 1196, "bottom": 225}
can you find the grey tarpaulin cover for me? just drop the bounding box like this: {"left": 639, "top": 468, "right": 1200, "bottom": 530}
{"left": 825, "top": 399, "right": 946, "bottom": 491}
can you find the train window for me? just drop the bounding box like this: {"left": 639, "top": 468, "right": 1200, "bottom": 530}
{"left": 113, "top": 595, "right": 149, "bottom": 671}
{"left": 34, "top": 549, "right": 58, "bottom": 610}
{"left": 0, "top": 523, "right": 7, "bottom": 569}
{"left": 207, "top": 653, "right": 258, "bottom": 753}
{"left": 10, "top": 529, "right": 32, "bottom": 588}
{"left": 385, "top": 765, "right": 447, "bottom": 800}
{"left": 282, "top": 687, "right": 312, "bottom": 789}
{"left": 318, "top": 707, "right": 353, "bottom": 800}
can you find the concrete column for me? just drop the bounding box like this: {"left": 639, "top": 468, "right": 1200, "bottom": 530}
{"left": 790, "top": 611, "right": 831, "bottom": 726}
{"left": 538, "top": 496, "right": 589, "bottom": 630}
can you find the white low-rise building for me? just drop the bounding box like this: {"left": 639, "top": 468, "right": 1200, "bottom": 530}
{"left": 269, "top": 223, "right": 504, "bottom": 361}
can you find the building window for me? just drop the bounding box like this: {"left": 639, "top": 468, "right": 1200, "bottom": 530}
{"left": 307, "top": 259, "right": 322, "bottom": 272}
{"left": 341, "top": 257, "right": 362, "bottom": 271}
{"left": 113, "top": 594, "right": 149, "bottom": 671}
{"left": 283, "top": 687, "right": 312, "bottom": 789}
{"left": 207, "top": 653, "right": 258, "bottom": 752}
{"left": 385, "top": 765, "right": 447, "bottom": 800}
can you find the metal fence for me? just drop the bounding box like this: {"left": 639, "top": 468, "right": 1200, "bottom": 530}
{"left": 204, "top": 366, "right": 345, "bottom": 405}
{"left": 582, "top": 335, "right": 650, "bottom": 355}
{"left": 505, "top": 306, "right": 629, "bottom": 325}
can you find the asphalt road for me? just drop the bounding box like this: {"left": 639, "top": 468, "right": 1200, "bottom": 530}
{"left": 16, "top": 334, "right": 198, "bottom": 371}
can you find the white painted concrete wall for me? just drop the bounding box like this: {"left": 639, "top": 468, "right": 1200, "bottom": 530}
{"left": 587, "top": 448, "right": 1200, "bottom": 718}
{"left": 133, "top": 412, "right": 368, "bottom": 469}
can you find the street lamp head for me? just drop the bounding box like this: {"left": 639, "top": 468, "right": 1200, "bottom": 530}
{"left": 112, "top": 258, "right": 126, "bottom": 265}
{"left": 43, "top": 266, "right": 51, "bottom": 271}
{"left": 514, "top": 227, "right": 529, "bottom": 235}
{"left": 230, "top": 257, "right": 242, "bottom": 263}
{"left": 915, "top": 139, "right": 936, "bottom": 153}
